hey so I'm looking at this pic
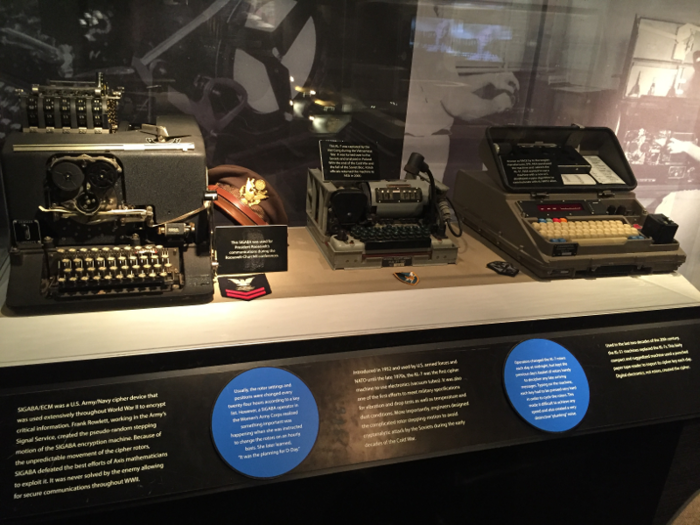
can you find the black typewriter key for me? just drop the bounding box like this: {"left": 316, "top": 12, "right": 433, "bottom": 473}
{"left": 50, "top": 161, "right": 84, "bottom": 192}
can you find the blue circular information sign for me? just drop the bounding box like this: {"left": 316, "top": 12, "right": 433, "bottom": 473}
{"left": 504, "top": 339, "right": 590, "bottom": 432}
{"left": 211, "top": 367, "right": 319, "bottom": 478}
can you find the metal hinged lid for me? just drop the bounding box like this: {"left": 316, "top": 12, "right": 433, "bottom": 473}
{"left": 481, "top": 126, "right": 637, "bottom": 194}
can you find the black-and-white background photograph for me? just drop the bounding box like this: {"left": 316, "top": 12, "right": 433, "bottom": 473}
{"left": 1, "top": 0, "right": 700, "bottom": 286}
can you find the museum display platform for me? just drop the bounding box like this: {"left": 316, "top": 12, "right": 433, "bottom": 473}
{"left": 2, "top": 227, "right": 700, "bottom": 525}
{"left": 2, "top": 227, "right": 699, "bottom": 368}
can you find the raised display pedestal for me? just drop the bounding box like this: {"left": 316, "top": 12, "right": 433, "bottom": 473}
{"left": 1, "top": 228, "right": 699, "bottom": 367}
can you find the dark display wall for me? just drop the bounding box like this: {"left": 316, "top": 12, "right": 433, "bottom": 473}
{"left": 35, "top": 423, "right": 691, "bottom": 524}
{"left": 3, "top": 310, "right": 700, "bottom": 523}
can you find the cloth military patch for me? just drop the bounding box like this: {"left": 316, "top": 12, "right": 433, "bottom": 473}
{"left": 218, "top": 274, "right": 271, "bottom": 301}
{"left": 393, "top": 271, "right": 419, "bottom": 285}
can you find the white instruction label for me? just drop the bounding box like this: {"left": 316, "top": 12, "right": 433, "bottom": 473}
{"left": 562, "top": 173, "right": 597, "bottom": 185}
{"left": 583, "top": 156, "right": 626, "bottom": 185}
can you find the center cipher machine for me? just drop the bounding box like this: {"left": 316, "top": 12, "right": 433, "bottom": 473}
{"left": 306, "top": 153, "right": 460, "bottom": 269}
{"left": 0, "top": 75, "right": 213, "bottom": 310}
{"left": 452, "top": 126, "right": 685, "bottom": 279}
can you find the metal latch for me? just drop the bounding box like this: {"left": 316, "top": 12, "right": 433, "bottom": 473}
{"left": 140, "top": 124, "right": 171, "bottom": 142}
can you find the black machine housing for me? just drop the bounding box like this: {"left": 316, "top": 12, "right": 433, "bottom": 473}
{"left": 1, "top": 107, "right": 213, "bottom": 311}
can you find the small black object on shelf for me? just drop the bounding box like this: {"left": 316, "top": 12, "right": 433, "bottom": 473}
{"left": 487, "top": 261, "right": 520, "bottom": 277}
{"left": 641, "top": 214, "right": 678, "bottom": 244}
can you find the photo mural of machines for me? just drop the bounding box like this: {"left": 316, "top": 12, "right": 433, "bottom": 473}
{"left": 0, "top": 0, "right": 422, "bottom": 226}
{"left": 0, "top": 0, "right": 328, "bottom": 151}
{"left": 619, "top": 17, "right": 700, "bottom": 200}
{"left": 618, "top": 98, "right": 700, "bottom": 196}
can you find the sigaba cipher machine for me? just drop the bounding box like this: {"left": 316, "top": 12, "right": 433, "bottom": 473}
{"left": 306, "top": 153, "right": 459, "bottom": 269}
{"left": 0, "top": 75, "right": 213, "bottom": 310}
{"left": 453, "top": 126, "right": 685, "bottom": 278}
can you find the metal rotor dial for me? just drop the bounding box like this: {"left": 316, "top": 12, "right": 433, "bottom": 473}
{"left": 86, "top": 160, "right": 119, "bottom": 189}
{"left": 50, "top": 161, "right": 85, "bottom": 192}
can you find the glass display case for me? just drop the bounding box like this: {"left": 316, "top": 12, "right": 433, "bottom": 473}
{"left": 2, "top": 1, "right": 700, "bottom": 523}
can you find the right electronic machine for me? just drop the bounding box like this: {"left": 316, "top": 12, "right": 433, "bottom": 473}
{"left": 453, "top": 126, "right": 686, "bottom": 278}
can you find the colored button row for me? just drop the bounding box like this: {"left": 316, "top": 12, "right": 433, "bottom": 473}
{"left": 538, "top": 218, "right": 569, "bottom": 223}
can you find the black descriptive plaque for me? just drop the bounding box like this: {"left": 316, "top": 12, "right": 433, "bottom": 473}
{"left": 382, "top": 256, "right": 413, "bottom": 268}
{"left": 319, "top": 141, "right": 380, "bottom": 181}
{"left": 3, "top": 320, "right": 700, "bottom": 520}
{"left": 215, "top": 225, "right": 288, "bottom": 275}
{"left": 497, "top": 144, "right": 593, "bottom": 189}
{"left": 501, "top": 153, "right": 561, "bottom": 188}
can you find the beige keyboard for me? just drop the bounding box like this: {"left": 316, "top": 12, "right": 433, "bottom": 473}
{"left": 531, "top": 218, "right": 646, "bottom": 245}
